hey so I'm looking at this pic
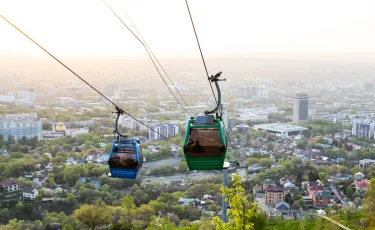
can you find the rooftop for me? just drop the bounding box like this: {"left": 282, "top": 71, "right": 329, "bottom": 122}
{"left": 253, "top": 123, "right": 308, "bottom": 132}
{"left": 266, "top": 186, "right": 284, "bottom": 192}
{"left": 23, "top": 187, "right": 34, "bottom": 193}
{"left": 0, "top": 179, "right": 21, "bottom": 187}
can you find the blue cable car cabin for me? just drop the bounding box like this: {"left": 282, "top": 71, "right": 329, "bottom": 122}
{"left": 108, "top": 138, "right": 143, "bottom": 179}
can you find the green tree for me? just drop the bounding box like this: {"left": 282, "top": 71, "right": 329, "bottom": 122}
{"left": 72, "top": 203, "right": 112, "bottom": 230}
{"left": 267, "top": 143, "right": 275, "bottom": 152}
{"left": 345, "top": 185, "right": 353, "bottom": 198}
{"left": 62, "top": 144, "right": 72, "bottom": 151}
{"left": 122, "top": 195, "right": 136, "bottom": 209}
{"left": 18, "top": 136, "right": 28, "bottom": 145}
{"left": 6, "top": 219, "right": 25, "bottom": 230}
{"left": 318, "top": 172, "right": 327, "bottom": 182}
{"left": 20, "top": 145, "right": 29, "bottom": 154}
{"left": 40, "top": 154, "right": 50, "bottom": 166}
{"left": 10, "top": 152, "right": 23, "bottom": 159}
{"left": 147, "top": 216, "right": 174, "bottom": 230}
{"left": 62, "top": 224, "right": 74, "bottom": 230}
{"left": 63, "top": 165, "right": 89, "bottom": 186}
{"left": 7, "top": 135, "right": 15, "bottom": 146}
{"left": 362, "top": 178, "right": 375, "bottom": 227}
{"left": 0, "top": 208, "right": 9, "bottom": 224}
{"left": 177, "top": 161, "right": 188, "bottom": 172}
{"left": 135, "top": 204, "right": 155, "bottom": 228}
{"left": 212, "top": 174, "right": 267, "bottom": 230}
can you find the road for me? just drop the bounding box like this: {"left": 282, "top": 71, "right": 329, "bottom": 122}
{"left": 143, "top": 158, "right": 181, "bottom": 170}
{"left": 142, "top": 171, "right": 218, "bottom": 184}
{"left": 330, "top": 185, "right": 348, "bottom": 206}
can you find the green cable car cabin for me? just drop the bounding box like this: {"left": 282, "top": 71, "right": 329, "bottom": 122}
{"left": 183, "top": 114, "right": 227, "bottom": 170}
{"left": 183, "top": 71, "right": 227, "bottom": 170}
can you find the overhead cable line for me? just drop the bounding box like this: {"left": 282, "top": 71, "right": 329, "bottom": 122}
{"left": 121, "top": 8, "right": 192, "bottom": 112}
{"left": 185, "top": 1, "right": 231, "bottom": 147}
{"left": 103, "top": 1, "right": 193, "bottom": 116}
{"left": 0, "top": 14, "right": 181, "bottom": 147}
{"left": 185, "top": 0, "right": 217, "bottom": 104}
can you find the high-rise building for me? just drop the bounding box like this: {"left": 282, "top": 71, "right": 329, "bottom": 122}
{"left": 237, "top": 86, "right": 268, "bottom": 100}
{"left": 228, "top": 117, "right": 235, "bottom": 130}
{"left": 237, "top": 86, "right": 259, "bottom": 99}
{"left": 15, "top": 88, "right": 36, "bottom": 107}
{"left": 352, "top": 119, "right": 374, "bottom": 138}
{"left": 149, "top": 124, "right": 179, "bottom": 140}
{"left": 0, "top": 113, "right": 42, "bottom": 141}
{"left": 293, "top": 93, "right": 309, "bottom": 124}
{"left": 121, "top": 117, "right": 159, "bottom": 132}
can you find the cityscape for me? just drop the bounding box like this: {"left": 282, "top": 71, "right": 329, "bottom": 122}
{"left": 1, "top": 0, "right": 375, "bottom": 229}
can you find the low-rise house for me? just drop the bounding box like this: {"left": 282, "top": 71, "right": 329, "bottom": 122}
{"left": 33, "top": 178, "right": 43, "bottom": 187}
{"left": 359, "top": 159, "right": 375, "bottom": 169}
{"left": 279, "top": 177, "right": 290, "bottom": 185}
{"left": 147, "top": 145, "right": 162, "bottom": 154}
{"left": 247, "top": 164, "right": 266, "bottom": 173}
{"left": 170, "top": 144, "right": 180, "bottom": 156}
{"left": 77, "top": 177, "right": 101, "bottom": 190}
{"left": 271, "top": 162, "right": 282, "bottom": 168}
{"left": 301, "top": 181, "right": 309, "bottom": 190}
{"left": 308, "top": 185, "right": 324, "bottom": 193}
{"left": 65, "top": 157, "right": 78, "bottom": 166}
{"left": 335, "top": 157, "right": 345, "bottom": 164}
{"left": 253, "top": 185, "right": 263, "bottom": 194}
{"left": 283, "top": 182, "right": 296, "bottom": 190}
{"left": 23, "top": 187, "right": 39, "bottom": 200}
{"left": 262, "top": 179, "right": 276, "bottom": 190}
{"left": 0, "top": 179, "right": 22, "bottom": 193}
{"left": 78, "top": 177, "right": 87, "bottom": 183}
{"left": 44, "top": 164, "right": 53, "bottom": 171}
{"left": 178, "top": 198, "right": 196, "bottom": 207}
{"left": 0, "top": 149, "right": 8, "bottom": 155}
{"left": 275, "top": 201, "right": 290, "bottom": 211}
{"left": 203, "top": 194, "right": 214, "bottom": 200}
{"left": 331, "top": 173, "right": 352, "bottom": 181}
{"left": 90, "top": 179, "right": 102, "bottom": 190}
{"left": 354, "top": 179, "right": 370, "bottom": 192}
{"left": 311, "top": 190, "right": 331, "bottom": 206}
{"left": 98, "top": 154, "right": 110, "bottom": 164}
{"left": 98, "top": 142, "right": 107, "bottom": 151}
{"left": 354, "top": 172, "right": 365, "bottom": 181}
{"left": 53, "top": 187, "right": 63, "bottom": 195}
{"left": 86, "top": 155, "right": 94, "bottom": 162}
{"left": 265, "top": 186, "right": 284, "bottom": 205}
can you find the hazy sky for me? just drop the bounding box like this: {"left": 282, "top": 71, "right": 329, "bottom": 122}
{"left": 1, "top": 0, "right": 375, "bottom": 58}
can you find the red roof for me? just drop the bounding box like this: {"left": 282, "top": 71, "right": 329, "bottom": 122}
{"left": 0, "top": 179, "right": 21, "bottom": 187}
{"left": 356, "top": 180, "right": 370, "bottom": 188}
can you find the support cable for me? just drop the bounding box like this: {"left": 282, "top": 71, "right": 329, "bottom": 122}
{"left": 121, "top": 8, "right": 192, "bottom": 112}
{"left": 0, "top": 14, "right": 181, "bottom": 146}
{"left": 185, "top": 0, "right": 217, "bottom": 104}
{"left": 103, "top": 1, "right": 192, "bottom": 116}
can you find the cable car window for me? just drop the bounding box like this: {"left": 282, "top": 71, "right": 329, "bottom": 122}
{"left": 110, "top": 147, "right": 137, "bottom": 169}
{"left": 187, "top": 129, "right": 223, "bottom": 157}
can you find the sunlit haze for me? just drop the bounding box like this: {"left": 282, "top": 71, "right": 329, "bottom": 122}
{"left": 1, "top": 0, "right": 375, "bottom": 58}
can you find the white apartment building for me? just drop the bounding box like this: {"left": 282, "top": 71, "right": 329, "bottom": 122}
{"left": 149, "top": 124, "right": 179, "bottom": 140}
{"left": 352, "top": 119, "right": 374, "bottom": 138}
{"left": 0, "top": 113, "right": 42, "bottom": 141}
